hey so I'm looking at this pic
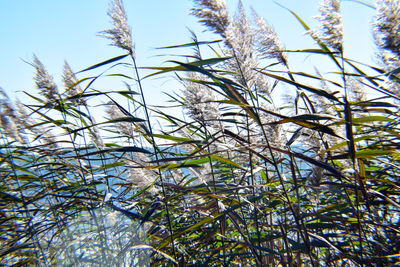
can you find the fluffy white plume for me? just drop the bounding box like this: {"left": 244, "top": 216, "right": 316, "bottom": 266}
{"left": 374, "top": 0, "right": 400, "bottom": 57}
{"left": 191, "top": 0, "right": 230, "bottom": 37}
{"left": 33, "top": 55, "right": 59, "bottom": 102}
{"left": 100, "top": 0, "right": 134, "bottom": 54}
{"left": 314, "top": 0, "right": 343, "bottom": 51}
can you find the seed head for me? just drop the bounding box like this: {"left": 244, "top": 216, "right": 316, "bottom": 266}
{"left": 33, "top": 55, "right": 59, "bottom": 102}
{"left": 252, "top": 9, "right": 287, "bottom": 66}
{"left": 106, "top": 101, "right": 135, "bottom": 138}
{"left": 374, "top": 0, "right": 400, "bottom": 57}
{"left": 183, "top": 72, "right": 221, "bottom": 128}
{"left": 100, "top": 0, "right": 134, "bottom": 54}
{"left": 191, "top": 0, "right": 230, "bottom": 37}
{"left": 127, "top": 154, "right": 159, "bottom": 194}
{"left": 90, "top": 125, "right": 104, "bottom": 149}
{"left": 63, "top": 61, "right": 85, "bottom": 105}
{"left": 0, "top": 89, "right": 26, "bottom": 143}
{"left": 315, "top": 0, "right": 343, "bottom": 51}
{"left": 224, "top": 1, "right": 259, "bottom": 88}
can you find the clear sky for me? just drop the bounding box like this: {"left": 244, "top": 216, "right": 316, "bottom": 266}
{"left": 0, "top": 0, "right": 376, "bottom": 106}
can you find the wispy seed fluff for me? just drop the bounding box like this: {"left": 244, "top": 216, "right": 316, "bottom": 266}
{"left": 89, "top": 125, "right": 105, "bottom": 149}
{"left": 100, "top": 0, "right": 134, "bottom": 54}
{"left": 314, "top": 0, "right": 343, "bottom": 51}
{"left": 252, "top": 9, "right": 287, "bottom": 66}
{"left": 127, "top": 153, "right": 159, "bottom": 194}
{"left": 11, "top": 98, "right": 59, "bottom": 148}
{"left": 191, "top": 0, "right": 230, "bottom": 37}
{"left": 33, "top": 55, "right": 59, "bottom": 102}
{"left": 106, "top": 101, "right": 135, "bottom": 138}
{"left": 0, "top": 89, "right": 21, "bottom": 142}
{"left": 224, "top": 1, "right": 257, "bottom": 86}
{"left": 374, "top": 0, "right": 400, "bottom": 57}
{"left": 183, "top": 72, "right": 221, "bottom": 128}
{"left": 63, "top": 61, "right": 85, "bottom": 105}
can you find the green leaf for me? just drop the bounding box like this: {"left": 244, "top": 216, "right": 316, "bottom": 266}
{"left": 257, "top": 70, "right": 341, "bottom": 102}
{"left": 286, "top": 127, "right": 303, "bottom": 147}
{"left": 272, "top": 146, "right": 345, "bottom": 178}
{"left": 76, "top": 146, "right": 151, "bottom": 157}
{"left": 354, "top": 101, "right": 398, "bottom": 108}
{"left": 142, "top": 57, "right": 231, "bottom": 78}
{"left": 157, "top": 39, "right": 222, "bottom": 49}
{"left": 149, "top": 134, "right": 197, "bottom": 143}
{"left": 351, "top": 116, "right": 394, "bottom": 123}
{"left": 77, "top": 54, "right": 130, "bottom": 73}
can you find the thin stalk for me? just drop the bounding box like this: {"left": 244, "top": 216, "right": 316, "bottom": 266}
{"left": 340, "top": 50, "right": 364, "bottom": 265}
{"left": 130, "top": 53, "right": 176, "bottom": 259}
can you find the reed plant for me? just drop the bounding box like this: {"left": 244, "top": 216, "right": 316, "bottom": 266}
{"left": 1, "top": 0, "right": 399, "bottom": 266}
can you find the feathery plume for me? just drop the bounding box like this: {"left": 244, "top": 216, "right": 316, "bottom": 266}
{"left": 0, "top": 89, "right": 17, "bottom": 121}
{"left": 15, "top": 100, "right": 35, "bottom": 131}
{"left": 33, "top": 55, "right": 59, "bottom": 102}
{"left": 374, "top": 0, "right": 400, "bottom": 57}
{"left": 14, "top": 98, "right": 59, "bottom": 149}
{"left": 224, "top": 1, "right": 258, "bottom": 88}
{"left": 191, "top": 0, "right": 230, "bottom": 37}
{"left": 183, "top": 72, "right": 221, "bottom": 128}
{"left": 106, "top": 101, "right": 135, "bottom": 138}
{"left": 252, "top": 9, "right": 287, "bottom": 66}
{"left": 314, "top": 0, "right": 343, "bottom": 51}
{"left": 127, "top": 153, "right": 158, "bottom": 194}
{"left": 254, "top": 74, "right": 271, "bottom": 96}
{"left": 378, "top": 50, "right": 400, "bottom": 96}
{"left": 0, "top": 113, "right": 20, "bottom": 143}
{"left": 347, "top": 77, "right": 366, "bottom": 103}
{"left": 100, "top": 0, "right": 134, "bottom": 54}
{"left": 63, "top": 61, "right": 85, "bottom": 105}
{"left": 257, "top": 104, "right": 285, "bottom": 149}
{"left": 0, "top": 89, "right": 25, "bottom": 143}
{"left": 90, "top": 125, "right": 104, "bottom": 149}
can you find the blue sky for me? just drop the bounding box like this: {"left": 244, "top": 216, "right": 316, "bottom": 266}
{"left": 0, "top": 0, "right": 376, "bottom": 106}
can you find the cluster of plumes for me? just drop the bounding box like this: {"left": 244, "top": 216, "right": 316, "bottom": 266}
{"left": 191, "top": 0, "right": 285, "bottom": 93}
{"left": 32, "top": 56, "right": 103, "bottom": 147}
{"left": 127, "top": 153, "right": 159, "bottom": 194}
{"left": 0, "top": 89, "right": 60, "bottom": 149}
{"left": 33, "top": 56, "right": 86, "bottom": 106}
{"left": 257, "top": 105, "right": 285, "bottom": 149}
{"left": 224, "top": 3, "right": 281, "bottom": 93}
{"left": 0, "top": 89, "right": 24, "bottom": 143}
{"left": 190, "top": 0, "right": 289, "bottom": 171}
{"left": 313, "top": 0, "right": 343, "bottom": 51}
{"left": 33, "top": 55, "right": 59, "bottom": 102}
{"left": 183, "top": 72, "right": 221, "bottom": 128}
{"left": 100, "top": 0, "right": 134, "bottom": 54}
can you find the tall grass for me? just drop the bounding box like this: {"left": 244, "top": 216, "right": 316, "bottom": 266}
{"left": 1, "top": 0, "right": 399, "bottom": 266}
